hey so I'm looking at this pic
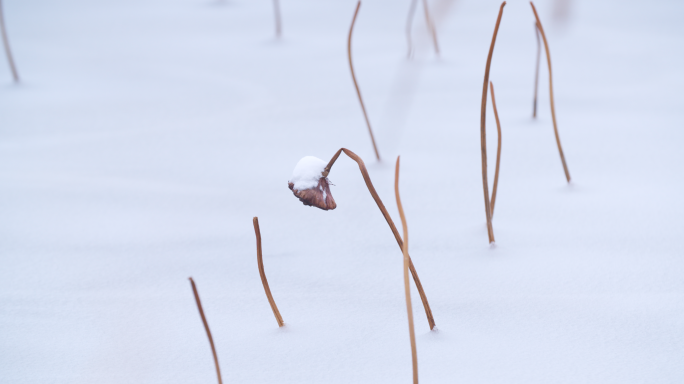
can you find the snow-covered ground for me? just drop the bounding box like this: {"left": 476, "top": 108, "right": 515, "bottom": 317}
{"left": 1, "top": 0, "right": 683, "bottom": 383}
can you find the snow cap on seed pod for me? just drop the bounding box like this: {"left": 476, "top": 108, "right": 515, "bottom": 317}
{"left": 288, "top": 156, "right": 337, "bottom": 211}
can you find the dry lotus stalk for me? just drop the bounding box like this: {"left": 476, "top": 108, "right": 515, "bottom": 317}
{"left": 348, "top": 1, "right": 381, "bottom": 161}
{"left": 533, "top": 23, "right": 541, "bottom": 118}
{"left": 0, "top": 0, "right": 18, "bottom": 82}
{"left": 530, "top": 2, "right": 571, "bottom": 183}
{"left": 253, "top": 217, "right": 285, "bottom": 327}
{"left": 489, "top": 81, "right": 502, "bottom": 217}
{"left": 406, "top": 0, "right": 440, "bottom": 58}
{"left": 273, "top": 0, "right": 282, "bottom": 38}
{"left": 479, "top": 2, "right": 505, "bottom": 244}
{"left": 422, "top": 0, "right": 440, "bottom": 55}
{"left": 188, "top": 277, "right": 223, "bottom": 384}
{"left": 394, "top": 156, "right": 419, "bottom": 384}
{"left": 323, "top": 148, "right": 436, "bottom": 330}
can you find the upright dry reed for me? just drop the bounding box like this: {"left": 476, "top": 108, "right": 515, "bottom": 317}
{"left": 489, "top": 81, "right": 502, "bottom": 217}
{"left": 422, "top": 0, "right": 440, "bottom": 56}
{"left": 530, "top": 2, "right": 571, "bottom": 183}
{"left": 406, "top": 0, "right": 440, "bottom": 58}
{"left": 188, "top": 277, "right": 223, "bottom": 384}
{"left": 479, "top": 2, "right": 506, "bottom": 244}
{"left": 253, "top": 217, "right": 285, "bottom": 327}
{"left": 348, "top": 1, "right": 381, "bottom": 161}
{"left": 533, "top": 23, "right": 541, "bottom": 118}
{"left": 322, "top": 148, "right": 435, "bottom": 330}
{"left": 273, "top": 0, "right": 282, "bottom": 38}
{"left": 0, "top": 0, "right": 18, "bottom": 82}
{"left": 394, "top": 156, "right": 419, "bottom": 384}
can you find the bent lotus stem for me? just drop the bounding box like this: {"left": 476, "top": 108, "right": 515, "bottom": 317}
{"left": 188, "top": 277, "right": 223, "bottom": 384}
{"left": 489, "top": 81, "right": 502, "bottom": 217}
{"left": 530, "top": 2, "right": 571, "bottom": 183}
{"left": 348, "top": 1, "right": 381, "bottom": 161}
{"left": 479, "top": 2, "right": 505, "bottom": 244}
{"left": 322, "top": 148, "right": 436, "bottom": 330}
{"left": 394, "top": 156, "right": 419, "bottom": 384}
{"left": 253, "top": 217, "right": 285, "bottom": 327}
{"left": 422, "top": 0, "right": 440, "bottom": 56}
{"left": 533, "top": 23, "right": 541, "bottom": 118}
{"left": 273, "top": 0, "right": 282, "bottom": 38}
{"left": 0, "top": 0, "right": 18, "bottom": 82}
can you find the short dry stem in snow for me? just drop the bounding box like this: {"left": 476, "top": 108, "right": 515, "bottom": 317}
{"left": 253, "top": 217, "right": 285, "bottom": 327}
{"left": 489, "top": 81, "right": 503, "bottom": 217}
{"left": 0, "top": 0, "right": 19, "bottom": 82}
{"left": 530, "top": 2, "right": 571, "bottom": 183}
{"left": 272, "top": 0, "right": 282, "bottom": 38}
{"left": 320, "top": 148, "right": 436, "bottom": 330}
{"left": 479, "top": 2, "right": 505, "bottom": 244}
{"left": 348, "top": 1, "right": 381, "bottom": 161}
{"left": 422, "top": 0, "right": 440, "bottom": 56}
{"left": 394, "top": 156, "right": 419, "bottom": 384}
{"left": 188, "top": 277, "right": 223, "bottom": 384}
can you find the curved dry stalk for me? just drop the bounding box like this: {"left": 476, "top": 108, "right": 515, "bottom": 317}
{"left": 406, "top": 0, "right": 419, "bottom": 58}
{"left": 253, "top": 217, "right": 284, "bottom": 327}
{"left": 394, "top": 156, "right": 419, "bottom": 384}
{"left": 530, "top": 2, "right": 571, "bottom": 183}
{"left": 273, "top": 0, "right": 282, "bottom": 38}
{"left": 489, "top": 81, "right": 502, "bottom": 217}
{"left": 533, "top": 23, "right": 541, "bottom": 118}
{"left": 422, "top": 0, "right": 440, "bottom": 56}
{"left": 348, "top": 1, "right": 381, "bottom": 161}
{"left": 479, "top": 2, "right": 505, "bottom": 244}
{"left": 0, "top": 0, "right": 18, "bottom": 82}
{"left": 322, "top": 148, "right": 436, "bottom": 330}
{"left": 188, "top": 277, "right": 223, "bottom": 384}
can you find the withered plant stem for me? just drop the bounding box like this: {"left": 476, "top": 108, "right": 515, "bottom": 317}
{"left": 0, "top": 0, "right": 18, "bottom": 82}
{"left": 489, "top": 81, "right": 502, "bottom": 217}
{"left": 530, "top": 2, "right": 571, "bottom": 183}
{"left": 273, "top": 0, "right": 282, "bottom": 38}
{"left": 322, "top": 148, "right": 436, "bottom": 330}
{"left": 188, "top": 277, "right": 223, "bottom": 384}
{"left": 422, "top": 0, "right": 440, "bottom": 56}
{"left": 406, "top": 0, "right": 418, "bottom": 58}
{"left": 533, "top": 23, "right": 541, "bottom": 118}
{"left": 394, "top": 156, "right": 419, "bottom": 384}
{"left": 348, "top": 1, "right": 381, "bottom": 161}
{"left": 479, "top": 2, "right": 505, "bottom": 244}
{"left": 253, "top": 217, "right": 284, "bottom": 327}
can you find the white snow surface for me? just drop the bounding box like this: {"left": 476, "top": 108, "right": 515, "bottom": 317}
{"left": 1, "top": 0, "right": 684, "bottom": 383}
{"left": 289, "top": 156, "right": 326, "bottom": 191}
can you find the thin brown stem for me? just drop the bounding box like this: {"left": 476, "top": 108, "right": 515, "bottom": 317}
{"left": 422, "top": 0, "right": 440, "bottom": 56}
{"left": 348, "top": 1, "right": 381, "bottom": 161}
{"left": 530, "top": 2, "right": 571, "bottom": 183}
{"left": 253, "top": 217, "right": 285, "bottom": 327}
{"left": 188, "top": 277, "right": 223, "bottom": 384}
{"left": 489, "top": 81, "right": 502, "bottom": 217}
{"left": 323, "top": 148, "right": 435, "bottom": 330}
{"left": 479, "top": 2, "right": 505, "bottom": 244}
{"left": 406, "top": 0, "right": 418, "bottom": 59}
{"left": 0, "top": 0, "right": 18, "bottom": 82}
{"left": 394, "top": 156, "right": 419, "bottom": 384}
{"left": 273, "top": 0, "right": 282, "bottom": 38}
{"left": 533, "top": 23, "right": 541, "bottom": 118}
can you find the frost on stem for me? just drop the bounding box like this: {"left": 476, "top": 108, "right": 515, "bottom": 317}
{"left": 288, "top": 156, "right": 337, "bottom": 211}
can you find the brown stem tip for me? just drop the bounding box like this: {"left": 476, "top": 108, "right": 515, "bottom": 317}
{"left": 188, "top": 277, "right": 223, "bottom": 384}
{"left": 253, "top": 217, "right": 285, "bottom": 327}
